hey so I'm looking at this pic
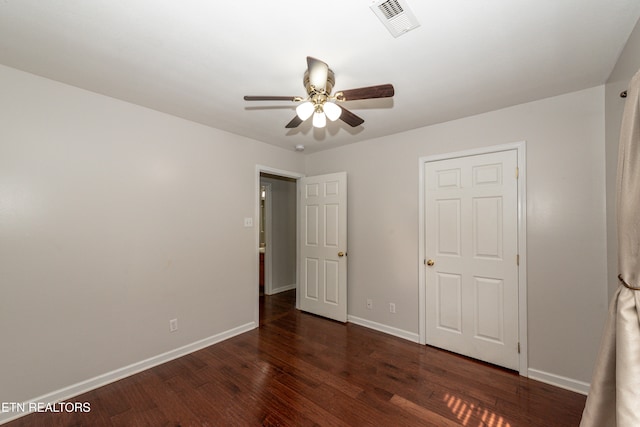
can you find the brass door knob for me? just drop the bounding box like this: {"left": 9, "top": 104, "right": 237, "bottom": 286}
{"left": 338, "top": 251, "right": 345, "bottom": 257}
{"left": 426, "top": 259, "right": 435, "bottom": 266}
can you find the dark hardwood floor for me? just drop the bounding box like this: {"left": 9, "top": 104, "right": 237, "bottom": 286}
{"left": 6, "top": 290, "right": 586, "bottom": 426}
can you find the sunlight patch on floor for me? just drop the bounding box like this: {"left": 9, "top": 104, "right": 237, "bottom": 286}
{"left": 390, "top": 394, "right": 461, "bottom": 427}
{"left": 444, "top": 392, "right": 512, "bottom": 427}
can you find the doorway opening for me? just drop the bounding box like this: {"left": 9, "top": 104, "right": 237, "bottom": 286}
{"left": 255, "top": 166, "right": 304, "bottom": 327}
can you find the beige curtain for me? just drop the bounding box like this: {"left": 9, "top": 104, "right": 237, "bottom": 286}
{"left": 580, "top": 69, "right": 640, "bottom": 426}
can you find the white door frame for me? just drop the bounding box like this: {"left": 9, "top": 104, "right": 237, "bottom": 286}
{"left": 418, "top": 141, "right": 528, "bottom": 376}
{"left": 254, "top": 165, "right": 305, "bottom": 326}
{"left": 260, "top": 182, "right": 273, "bottom": 295}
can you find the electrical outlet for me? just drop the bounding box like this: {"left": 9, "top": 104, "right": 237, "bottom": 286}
{"left": 243, "top": 217, "right": 253, "bottom": 227}
{"left": 389, "top": 303, "right": 396, "bottom": 314}
{"left": 169, "top": 318, "right": 178, "bottom": 332}
{"left": 366, "top": 299, "right": 373, "bottom": 310}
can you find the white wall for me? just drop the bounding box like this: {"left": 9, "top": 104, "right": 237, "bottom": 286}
{"left": 604, "top": 18, "right": 640, "bottom": 299}
{"left": 0, "top": 65, "right": 304, "bottom": 407}
{"left": 305, "top": 86, "right": 608, "bottom": 386}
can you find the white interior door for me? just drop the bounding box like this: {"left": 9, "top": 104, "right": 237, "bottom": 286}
{"left": 299, "top": 172, "right": 347, "bottom": 322}
{"left": 425, "top": 150, "right": 519, "bottom": 370}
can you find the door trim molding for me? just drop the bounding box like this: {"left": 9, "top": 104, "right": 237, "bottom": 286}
{"left": 255, "top": 165, "right": 305, "bottom": 326}
{"left": 260, "top": 182, "right": 273, "bottom": 295}
{"left": 417, "top": 141, "right": 528, "bottom": 376}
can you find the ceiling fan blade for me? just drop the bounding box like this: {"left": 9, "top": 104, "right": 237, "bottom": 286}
{"left": 336, "top": 84, "right": 395, "bottom": 101}
{"left": 244, "top": 96, "right": 300, "bottom": 101}
{"left": 307, "top": 56, "right": 329, "bottom": 91}
{"left": 339, "top": 106, "right": 365, "bottom": 127}
{"left": 285, "top": 116, "right": 304, "bottom": 129}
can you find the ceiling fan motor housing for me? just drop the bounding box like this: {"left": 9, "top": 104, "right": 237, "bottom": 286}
{"left": 303, "top": 68, "right": 335, "bottom": 97}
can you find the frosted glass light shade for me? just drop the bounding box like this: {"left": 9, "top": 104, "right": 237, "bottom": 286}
{"left": 313, "top": 111, "right": 326, "bottom": 128}
{"left": 323, "top": 102, "right": 342, "bottom": 121}
{"left": 296, "top": 101, "right": 314, "bottom": 120}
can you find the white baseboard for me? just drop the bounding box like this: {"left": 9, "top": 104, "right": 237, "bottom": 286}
{"left": 348, "top": 315, "right": 420, "bottom": 343}
{"left": 528, "top": 368, "right": 590, "bottom": 395}
{"left": 267, "top": 283, "right": 296, "bottom": 295}
{"left": 0, "top": 322, "right": 257, "bottom": 425}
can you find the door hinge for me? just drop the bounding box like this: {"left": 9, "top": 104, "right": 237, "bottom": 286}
{"left": 515, "top": 167, "right": 519, "bottom": 179}
{"left": 517, "top": 342, "right": 521, "bottom": 354}
{"left": 516, "top": 254, "right": 520, "bottom": 266}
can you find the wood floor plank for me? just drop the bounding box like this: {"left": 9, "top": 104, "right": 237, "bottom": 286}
{"left": 390, "top": 394, "right": 463, "bottom": 427}
{"left": 5, "top": 290, "right": 586, "bottom": 426}
{"left": 230, "top": 331, "right": 365, "bottom": 399}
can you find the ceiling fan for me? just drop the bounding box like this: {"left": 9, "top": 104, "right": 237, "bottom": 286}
{"left": 243, "top": 57, "right": 394, "bottom": 129}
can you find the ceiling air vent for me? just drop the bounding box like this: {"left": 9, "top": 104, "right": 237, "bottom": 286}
{"left": 370, "top": 0, "right": 420, "bottom": 38}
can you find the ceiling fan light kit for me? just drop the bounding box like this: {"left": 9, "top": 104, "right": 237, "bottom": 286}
{"left": 296, "top": 101, "right": 315, "bottom": 121}
{"left": 313, "top": 110, "right": 327, "bottom": 128}
{"left": 323, "top": 102, "right": 342, "bottom": 121}
{"left": 244, "top": 56, "right": 395, "bottom": 131}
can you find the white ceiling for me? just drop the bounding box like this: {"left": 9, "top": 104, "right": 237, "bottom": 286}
{"left": 1, "top": 1, "right": 639, "bottom": 153}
